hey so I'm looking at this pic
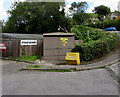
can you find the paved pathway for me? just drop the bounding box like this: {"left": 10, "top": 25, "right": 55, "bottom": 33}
{"left": 34, "top": 49, "right": 119, "bottom": 70}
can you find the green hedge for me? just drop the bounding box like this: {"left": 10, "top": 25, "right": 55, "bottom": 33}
{"left": 72, "top": 33, "right": 119, "bottom": 62}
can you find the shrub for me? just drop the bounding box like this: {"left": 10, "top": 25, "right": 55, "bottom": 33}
{"left": 72, "top": 33, "right": 119, "bottom": 62}
{"left": 71, "top": 25, "right": 106, "bottom": 41}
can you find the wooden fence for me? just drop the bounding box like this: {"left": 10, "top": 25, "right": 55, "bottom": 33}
{"left": 2, "top": 39, "right": 43, "bottom": 57}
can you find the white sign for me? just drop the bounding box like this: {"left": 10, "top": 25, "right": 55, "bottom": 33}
{"left": 21, "top": 40, "right": 37, "bottom": 45}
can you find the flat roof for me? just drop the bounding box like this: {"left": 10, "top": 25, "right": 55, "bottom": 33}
{"left": 43, "top": 32, "right": 75, "bottom": 36}
{"left": 2, "top": 33, "right": 43, "bottom": 39}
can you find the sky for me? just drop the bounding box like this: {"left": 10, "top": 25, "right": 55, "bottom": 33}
{"left": 0, "top": 0, "right": 120, "bottom": 22}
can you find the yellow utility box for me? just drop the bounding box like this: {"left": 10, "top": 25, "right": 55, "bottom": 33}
{"left": 65, "top": 52, "right": 80, "bottom": 65}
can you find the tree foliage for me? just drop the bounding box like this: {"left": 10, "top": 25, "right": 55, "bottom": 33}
{"left": 93, "top": 5, "right": 111, "bottom": 20}
{"left": 68, "top": 2, "right": 89, "bottom": 25}
{"left": 4, "top": 2, "right": 71, "bottom": 34}
{"left": 69, "top": 2, "right": 88, "bottom": 16}
{"left": 73, "top": 13, "right": 90, "bottom": 25}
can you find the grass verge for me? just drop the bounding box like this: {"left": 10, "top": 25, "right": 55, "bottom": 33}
{"left": 18, "top": 64, "right": 74, "bottom": 72}
{"left": 19, "top": 68, "right": 74, "bottom": 72}
{"left": 18, "top": 55, "right": 41, "bottom": 61}
{"left": 8, "top": 55, "right": 41, "bottom": 61}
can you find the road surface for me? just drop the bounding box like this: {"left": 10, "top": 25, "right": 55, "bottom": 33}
{"left": 1, "top": 59, "right": 119, "bottom": 95}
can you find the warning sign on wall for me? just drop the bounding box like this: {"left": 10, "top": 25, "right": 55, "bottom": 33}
{"left": 60, "top": 38, "right": 68, "bottom": 46}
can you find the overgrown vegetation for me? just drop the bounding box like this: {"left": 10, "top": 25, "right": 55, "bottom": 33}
{"left": 71, "top": 25, "right": 119, "bottom": 61}
{"left": 71, "top": 25, "right": 106, "bottom": 41}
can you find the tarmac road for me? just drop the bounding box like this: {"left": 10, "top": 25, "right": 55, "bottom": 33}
{"left": 1, "top": 59, "right": 119, "bottom": 95}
